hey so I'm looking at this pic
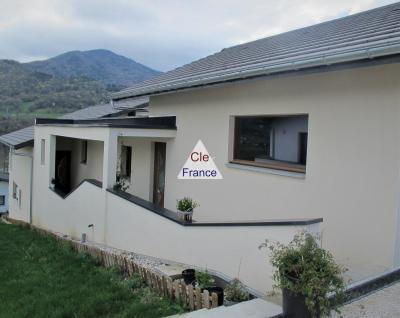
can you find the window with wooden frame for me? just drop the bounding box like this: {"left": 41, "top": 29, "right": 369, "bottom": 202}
{"left": 231, "top": 115, "right": 308, "bottom": 173}
{"left": 80, "top": 140, "right": 88, "bottom": 164}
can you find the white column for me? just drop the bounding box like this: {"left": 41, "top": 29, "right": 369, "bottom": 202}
{"left": 102, "top": 130, "right": 118, "bottom": 189}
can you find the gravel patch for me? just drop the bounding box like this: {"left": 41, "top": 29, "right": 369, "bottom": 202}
{"left": 331, "top": 282, "right": 400, "bottom": 317}
{"left": 58, "top": 233, "right": 171, "bottom": 270}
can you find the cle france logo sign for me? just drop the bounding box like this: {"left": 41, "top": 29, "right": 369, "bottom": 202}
{"left": 177, "top": 140, "right": 223, "bottom": 179}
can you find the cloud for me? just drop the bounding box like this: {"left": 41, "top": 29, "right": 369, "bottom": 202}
{"left": 0, "top": 0, "right": 396, "bottom": 71}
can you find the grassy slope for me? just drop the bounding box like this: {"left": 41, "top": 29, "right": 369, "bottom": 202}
{"left": 0, "top": 223, "right": 184, "bottom": 318}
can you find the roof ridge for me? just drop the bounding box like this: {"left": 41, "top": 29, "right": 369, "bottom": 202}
{"left": 224, "top": 1, "right": 400, "bottom": 51}
{"left": 108, "top": 2, "right": 400, "bottom": 99}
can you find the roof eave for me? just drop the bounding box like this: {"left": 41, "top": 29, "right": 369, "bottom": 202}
{"left": 14, "top": 140, "right": 34, "bottom": 149}
{"left": 0, "top": 139, "right": 34, "bottom": 149}
{"left": 35, "top": 116, "right": 177, "bottom": 130}
{"left": 111, "top": 42, "right": 400, "bottom": 100}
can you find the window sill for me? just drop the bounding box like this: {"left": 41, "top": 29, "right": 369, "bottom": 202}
{"left": 227, "top": 161, "right": 306, "bottom": 179}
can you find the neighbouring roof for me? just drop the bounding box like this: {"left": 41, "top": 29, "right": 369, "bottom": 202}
{"left": 0, "top": 126, "right": 35, "bottom": 149}
{"left": 0, "top": 100, "right": 147, "bottom": 149}
{"left": 111, "top": 96, "right": 149, "bottom": 110}
{"left": 0, "top": 172, "right": 9, "bottom": 182}
{"left": 61, "top": 103, "right": 121, "bottom": 120}
{"left": 111, "top": 2, "right": 400, "bottom": 100}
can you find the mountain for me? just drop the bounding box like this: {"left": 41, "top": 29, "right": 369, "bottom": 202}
{"left": 0, "top": 59, "right": 109, "bottom": 134}
{"left": 26, "top": 49, "right": 161, "bottom": 88}
{"left": 0, "top": 49, "right": 161, "bottom": 134}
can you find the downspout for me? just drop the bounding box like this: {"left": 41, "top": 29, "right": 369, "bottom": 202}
{"left": 10, "top": 147, "right": 34, "bottom": 224}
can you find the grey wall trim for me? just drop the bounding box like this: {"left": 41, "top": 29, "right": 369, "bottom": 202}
{"left": 35, "top": 116, "right": 177, "bottom": 130}
{"left": 107, "top": 188, "right": 322, "bottom": 226}
{"left": 50, "top": 179, "right": 102, "bottom": 199}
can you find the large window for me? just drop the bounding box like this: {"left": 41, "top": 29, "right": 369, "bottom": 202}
{"left": 232, "top": 115, "right": 308, "bottom": 173}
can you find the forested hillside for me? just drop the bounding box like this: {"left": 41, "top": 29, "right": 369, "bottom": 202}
{"left": 0, "top": 50, "right": 160, "bottom": 135}
{"left": 0, "top": 59, "right": 109, "bottom": 134}
{"left": 27, "top": 49, "right": 161, "bottom": 87}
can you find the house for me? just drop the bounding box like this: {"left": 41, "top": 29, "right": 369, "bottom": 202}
{"left": 2, "top": 3, "right": 400, "bottom": 294}
{"left": 0, "top": 172, "right": 8, "bottom": 214}
{"left": 0, "top": 100, "right": 148, "bottom": 223}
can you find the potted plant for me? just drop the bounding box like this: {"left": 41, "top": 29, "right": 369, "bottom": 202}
{"left": 195, "top": 270, "right": 224, "bottom": 306}
{"left": 113, "top": 176, "right": 130, "bottom": 192}
{"left": 260, "top": 232, "right": 346, "bottom": 318}
{"left": 176, "top": 197, "right": 199, "bottom": 222}
{"left": 182, "top": 268, "right": 196, "bottom": 285}
{"left": 224, "top": 278, "right": 250, "bottom": 306}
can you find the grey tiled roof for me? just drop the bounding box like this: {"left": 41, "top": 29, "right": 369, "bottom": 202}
{"left": 112, "top": 2, "right": 400, "bottom": 99}
{"left": 0, "top": 100, "right": 147, "bottom": 149}
{"left": 61, "top": 103, "right": 121, "bottom": 120}
{"left": 0, "top": 126, "right": 35, "bottom": 149}
{"left": 112, "top": 96, "right": 149, "bottom": 110}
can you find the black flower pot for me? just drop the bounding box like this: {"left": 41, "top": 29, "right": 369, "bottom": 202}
{"left": 282, "top": 289, "right": 319, "bottom": 318}
{"left": 182, "top": 269, "right": 196, "bottom": 285}
{"left": 204, "top": 286, "right": 224, "bottom": 306}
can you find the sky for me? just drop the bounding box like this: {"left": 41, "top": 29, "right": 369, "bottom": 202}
{"left": 0, "top": 0, "right": 397, "bottom": 71}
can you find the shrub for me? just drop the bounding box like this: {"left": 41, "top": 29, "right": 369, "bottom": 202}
{"left": 176, "top": 197, "right": 199, "bottom": 212}
{"left": 195, "top": 270, "right": 214, "bottom": 289}
{"left": 113, "top": 177, "right": 129, "bottom": 192}
{"left": 224, "top": 278, "right": 250, "bottom": 302}
{"left": 260, "top": 232, "right": 346, "bottom": 317}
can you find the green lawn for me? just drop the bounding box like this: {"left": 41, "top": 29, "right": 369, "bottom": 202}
{"left": 0, "top": 222, "right": 185, "bottom": 318}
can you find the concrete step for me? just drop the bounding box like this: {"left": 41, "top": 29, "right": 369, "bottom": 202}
{"left": 167, "top": 298, "right": 282, "bottom": 317}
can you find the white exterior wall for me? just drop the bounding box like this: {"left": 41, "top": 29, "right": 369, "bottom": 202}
{"left": 119, "top": 137, "right": 153, "bottom": 201}
{"left": 8, "top": 146, "right": 33, "bottom": 222}
{"left": 0, "top": 181, "right": 8, "bottom": 213}
{"left": 148, "top": 63, "right": 400, "bottom": 281}
{"left": 71, "top": 140, "right": 104, "bottom": 187}
{"left": 23, "top": 62, "right": 400, "bottom": 292}
{"left": 56, "top": 137, "right": 104, "bottom": 188}
{"left": 31, "top": 174, "right": 317, "bottom": 292}
{"left": 33, "top": 127, "right": 110, "bottom": 241}
{"left": 29, "top": 124, "right": 314, "bottom": 293}
{"left": 105, "top": 192, "right": 318, "bottom": 292}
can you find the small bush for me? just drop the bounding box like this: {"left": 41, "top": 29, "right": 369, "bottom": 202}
{"left": 176, "top": 197, "right": 199, "bottom": 212}
{"left": 224, "top": 279, "right": 250, "bottom": 302}
{"left": 195, "top": 270, "right": 214, "bottom": 289}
